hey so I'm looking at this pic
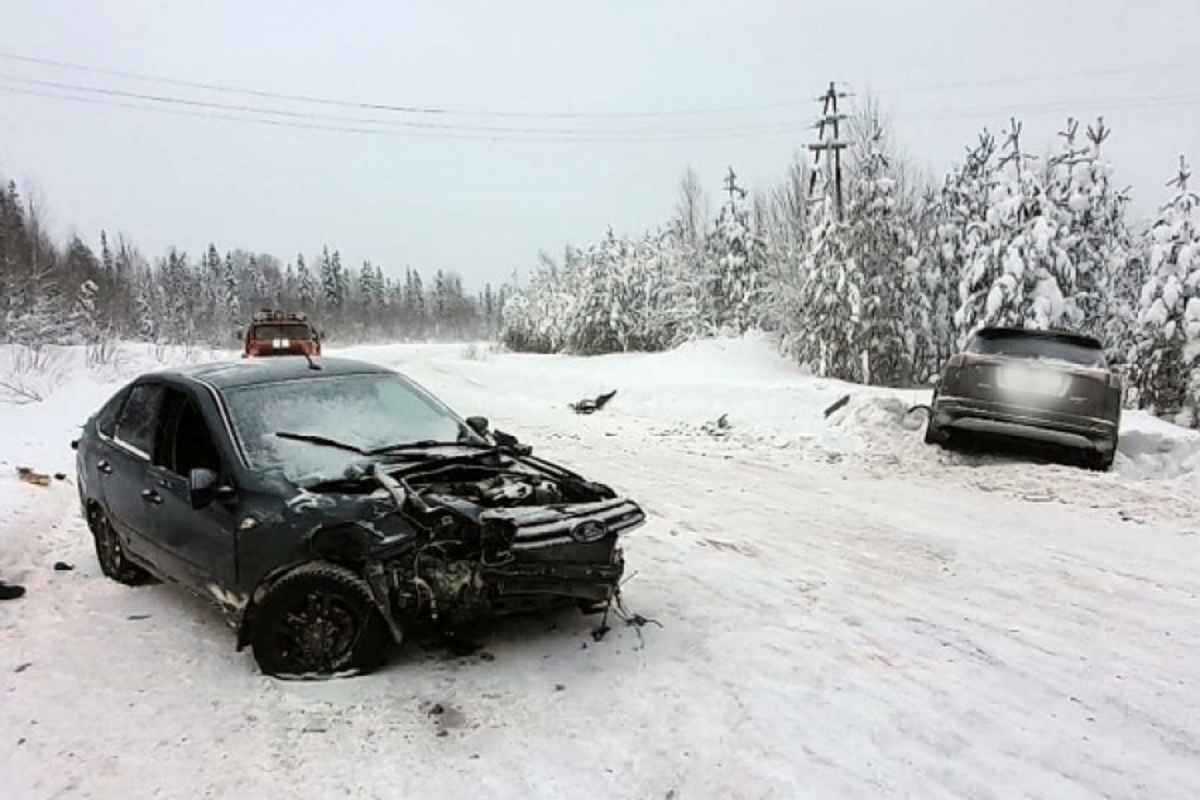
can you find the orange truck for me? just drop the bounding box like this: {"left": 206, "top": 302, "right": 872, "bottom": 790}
{"left": 242, "top": 309, "right": 322, "bottom": 358}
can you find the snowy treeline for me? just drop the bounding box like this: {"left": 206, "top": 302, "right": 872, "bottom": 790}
{"left": 502, "top": 101, "right": 1200, "bottom": 425}
{"left": 0, "top": 180, "right": 502, "bottom": 350}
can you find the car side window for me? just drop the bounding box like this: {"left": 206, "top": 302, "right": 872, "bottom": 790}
{"left": 95, "top": 388, "right": 129, "bottom": 438}
{"left": 155, "top": 388, "right": 224, "bottom": 478}
{"left": 113, "top": 384, "right": 165, "bottom": 458}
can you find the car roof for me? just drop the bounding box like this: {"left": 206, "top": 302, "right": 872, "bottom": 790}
{"left": 973, "top": 326, "right": 1104, "bottom": 350}
{"left": 147, "top": 356, "right": 395, "bottom": 391}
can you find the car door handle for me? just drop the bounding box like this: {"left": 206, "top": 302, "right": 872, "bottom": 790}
{"left": 141, "top": 489, "right": 163, "bottom": 505}
{"left": 97, "top": 460, "right": 113, "bottom": 475}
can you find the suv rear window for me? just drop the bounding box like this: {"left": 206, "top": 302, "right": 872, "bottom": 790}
{"left": 967, "top": 331, "right": 1107, "bottom": 368}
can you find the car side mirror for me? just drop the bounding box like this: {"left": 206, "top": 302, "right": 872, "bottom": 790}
{"left": 466, "top": 415, "right": 490, "bottom": 436}
{"left": 493, "top": 428, "right": 532, "bottom": 456}
{"left": 189, "top": 467, "right": 225, "bottom": 509}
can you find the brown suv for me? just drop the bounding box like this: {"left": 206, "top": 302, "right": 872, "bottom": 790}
{"left": 925, "top": 327, "right": 1122, "bottom": 470}
{"left": 243, "top": 310, "right": 321, "bottom": 359}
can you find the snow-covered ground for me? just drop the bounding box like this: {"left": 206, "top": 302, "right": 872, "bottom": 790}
{"left": 3, "top": 336, "right": 1200, "bottom": 799}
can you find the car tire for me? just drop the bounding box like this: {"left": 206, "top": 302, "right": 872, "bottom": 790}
{"left": 1083, "top": 447, "right": 1116, "bottom": 473}
{"left": 90, "top": 505, "right": 156, "bottom": 586}
{"left": 249, "top": 562, "right": 392, "bottom": 678}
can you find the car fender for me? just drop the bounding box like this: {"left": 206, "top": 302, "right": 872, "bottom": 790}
{"left": 234, "top": 549, "right": 406, "bottom": 652}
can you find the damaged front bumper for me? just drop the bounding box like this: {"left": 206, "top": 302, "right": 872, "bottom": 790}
{"left": 485, "top": 497, "right": 647, "bottom": 549}
{"left": 480, "top": 498, "right": 644, "bottom": 607}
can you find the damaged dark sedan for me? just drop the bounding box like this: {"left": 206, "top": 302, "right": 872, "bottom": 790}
{"left": 73, "top": 357, "right": 645, "bottom": 677}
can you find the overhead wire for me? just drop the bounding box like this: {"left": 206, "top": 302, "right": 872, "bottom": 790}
{"left": 0, "top": 73, "right": 813, "bottom": 137}
{"left": 2, "top": 49, "right": 1200, "bottom": 121}
{"left": 0, "top": 84, "right": 808, "bottom": 142}
{"left": 3, "top": 51, "right": 1200, "bottom": 143}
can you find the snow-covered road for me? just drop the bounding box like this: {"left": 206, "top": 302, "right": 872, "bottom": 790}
{"left": 2, "top": 338, "right": 1199, "bottom": 799}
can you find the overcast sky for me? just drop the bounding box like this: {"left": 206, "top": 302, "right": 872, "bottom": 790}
{"left": 3, "top": 0, "right": 1200, "bottom": 290}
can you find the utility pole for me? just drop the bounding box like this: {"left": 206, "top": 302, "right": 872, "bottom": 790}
{"left": 807, "top": 81, "right": 850, "bottom": 221}
{"left": 1169, "top": 154, "right": 1191, "bottom": 194}
{"left": 723, "top": 167, "right": 747, "bottom": 204}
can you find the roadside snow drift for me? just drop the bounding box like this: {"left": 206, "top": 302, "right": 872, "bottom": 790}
{"left": 3, "top": 336, "right": 1200, "bottom": 799}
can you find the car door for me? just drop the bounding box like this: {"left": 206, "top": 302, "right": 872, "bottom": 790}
{"left": 77, "top": 386, "right": 129, "bottom": 513}
{"left": 103, "top": 382, "right": 167, "bottom": 568}
{"left": 147, "top": 384, "right": 240, "bottom": 595}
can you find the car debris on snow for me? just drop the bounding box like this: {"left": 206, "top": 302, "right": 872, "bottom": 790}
{"left": 16, "top": 467, "right": 51, "bottom": 486}
{"left": 699, "top": 413, "right": 731, "bottom": 437}
{"left": 823, "top": 394, "right": 851, "bottom": 417}
{"left": 569, "top": 389, "right": 618, "bottom": 414}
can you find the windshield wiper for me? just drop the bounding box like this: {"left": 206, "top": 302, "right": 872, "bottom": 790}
{"left": 275, "top": 433, "right": 494, "bottom": 460}
{"left": 367, "top": 440, "right": 495, "bottom": 456}
{"left": 274, "top": 431, "right": 370, "bottom": 455}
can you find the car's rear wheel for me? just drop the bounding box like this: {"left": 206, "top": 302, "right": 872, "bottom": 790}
{"left": 924, "top": 414, "right": 950, "bottom": 447}
{"left": 90, "top": 505, "right": 156, "bottom": 586}
{"left": 249, "top": 563, "right": 392, "bottom": 678}
{"left": 1083, "top": 446, "right": 1116, "bottom": 472}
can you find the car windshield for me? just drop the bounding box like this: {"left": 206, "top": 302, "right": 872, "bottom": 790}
{"left": 251, "top": 324, "right": 312, "bottom": 340}
{"left": 967, "top": 332, "right": 1107, "bottom": 368}
{"left": 222, "top": 372, "right": 482, "bottom": 482}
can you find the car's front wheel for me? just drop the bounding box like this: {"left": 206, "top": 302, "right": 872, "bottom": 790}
{"left": 249, "top": 563, "right": 392, "bottom": 678}
{"left": 90, "top": 505, "right": 156, "bottom": 586}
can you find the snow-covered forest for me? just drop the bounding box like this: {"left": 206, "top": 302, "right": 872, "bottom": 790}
{"left": 5, "top": 97, "right": 1200, "bottom": 426}
{"left": 0, "top": 183, "right": 503, "bottom": 350}
{"left": 501, "top": 102, "right": 1200, "bottom": 426}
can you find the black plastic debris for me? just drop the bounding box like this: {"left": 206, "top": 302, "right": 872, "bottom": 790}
{"left": 570, "top": 390, "right": 617, "bottom": 415}
{"left": 824, "top": 394, "right": 851, "bottom": 417}
{"left": 53, "top": 561, "right": 74, "bottom": 572}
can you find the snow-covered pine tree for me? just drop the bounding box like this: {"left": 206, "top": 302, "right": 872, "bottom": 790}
{"left": 134, "top": 262, "right": 157, "bottom": 341}
{"left": 955, "top": 120, "right": 1079, "bottom": 339}
{"left": 248, "top": 255, "right": 270, "bottom": 309}
{"left": 222, "top": 251, "right": 241, "bottom": 336}
{"left": 940, "top": 132, "right": 999, "bottom": 349}
{"left": 702, "top": 168, "right": 766, "bottom": 335}
{"left": 1050, "top": 118, "right": 1138, "bottom": 357}
{"left": 296, "top": 254, "right": 316, "bottom": 313}
{"left": 1042, "top": 117, "right": 1132, "bottom": 340}
{"left": 1133, "top": 156, "right": 1200, "bottom": 423}
{"left": 782, "top": 190, "right": 863, "bottom": 381}
{"left": 906, "top": 186, "right": 956, "bottom": 381}
{"left": 409, "top": 269, "right": 427, "bottom": 338}
{"left": 200, "top": 245, "right": 222, "bottom": 335}
{"left": 844, "top": 115, "right": 915, "bottom": 385}
{"left": 320, "top": 247, "right": 344, "bottom": 313}
{"left": 100, "top": 231, "right": 113, "bottom": 274}
{"left": 284, "top": 262, "right": 297, "bottom": 302}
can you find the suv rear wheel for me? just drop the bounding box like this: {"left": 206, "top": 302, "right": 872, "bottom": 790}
{"left": 1083, "top": 444, "right": 1116, "bottom": 472}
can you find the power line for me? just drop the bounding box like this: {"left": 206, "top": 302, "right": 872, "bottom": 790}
{"left": 0, "top": 50, "right": 808, "bottom": 119}
{"left": 0, "top": 73, "right": 824, "bottom": 137}
{"left": 3, "top": 49, "right": 1200, "bottom": 121}
{"left": 0, "top": 84, "right": 809, "bottom": 142}
{"left": 5, "top": 70, "right": 1200, "bottom": 145}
